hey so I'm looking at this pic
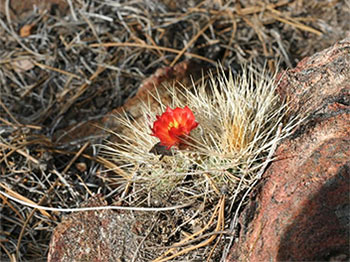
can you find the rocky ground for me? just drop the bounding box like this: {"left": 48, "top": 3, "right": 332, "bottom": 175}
{"left": 0, "top": 0, "right": 349, "bottom": 261}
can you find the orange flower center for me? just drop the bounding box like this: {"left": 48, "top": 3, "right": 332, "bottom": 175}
{"left": 168, "top": 120, "right": 179, "bottom": 130}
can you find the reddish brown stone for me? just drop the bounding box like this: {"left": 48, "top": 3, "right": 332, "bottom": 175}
{"left": 276, "top": 37, "right": 350, "bottom": 115}
{"left": 48, "top": 196, "right": 138, "bottom": 262}
{"left": 228, "top": 38, "right": 350, "bottom": 261}
{"left": 0, "top": 0, "right": 68, "bottom": 21}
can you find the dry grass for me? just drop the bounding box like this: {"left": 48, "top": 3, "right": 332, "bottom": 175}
{"left": 0, "top": 0, "right": 349, "bottom": 261}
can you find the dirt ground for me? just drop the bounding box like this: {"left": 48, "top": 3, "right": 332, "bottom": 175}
{"left": 0, "top": 0, "right": 349, "bottom": 261}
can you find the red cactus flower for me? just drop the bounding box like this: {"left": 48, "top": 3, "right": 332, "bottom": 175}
{"left": 151, "top": 106, "right": 199, "bottom": 149}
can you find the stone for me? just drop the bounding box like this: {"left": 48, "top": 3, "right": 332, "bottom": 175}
{"left": 47, "top": 196, "right": 139, "bottom": 262}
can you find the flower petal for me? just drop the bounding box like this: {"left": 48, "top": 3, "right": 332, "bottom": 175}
{"left": 151, "top": 106, "right": 198, "bottom": 149}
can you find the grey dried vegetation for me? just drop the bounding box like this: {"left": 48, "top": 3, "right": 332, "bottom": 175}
{"left": 0, "top": 0, "right": 349, "bottom": 261}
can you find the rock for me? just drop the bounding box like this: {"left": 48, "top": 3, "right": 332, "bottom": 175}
{"left": 227, "top": 37, "right": 350, "bottom": 261}
{"left": 47, "top": 196, "right": 138, "bottom": 262}
{"left": 0, "top": 0, "right": 68, "bottom": 21}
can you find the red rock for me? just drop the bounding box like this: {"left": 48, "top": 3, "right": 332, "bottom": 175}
{"left": 277, "top": 37, "right": 350, "bottom": 115}
{"left": 0, "top": 0, "right": 68, "bottom": 21}
{"left": 47, "top": 196, "right": 138, "bottom": 262}
{"left": 228, "top": 37, "right": 350, "bottom": 261}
